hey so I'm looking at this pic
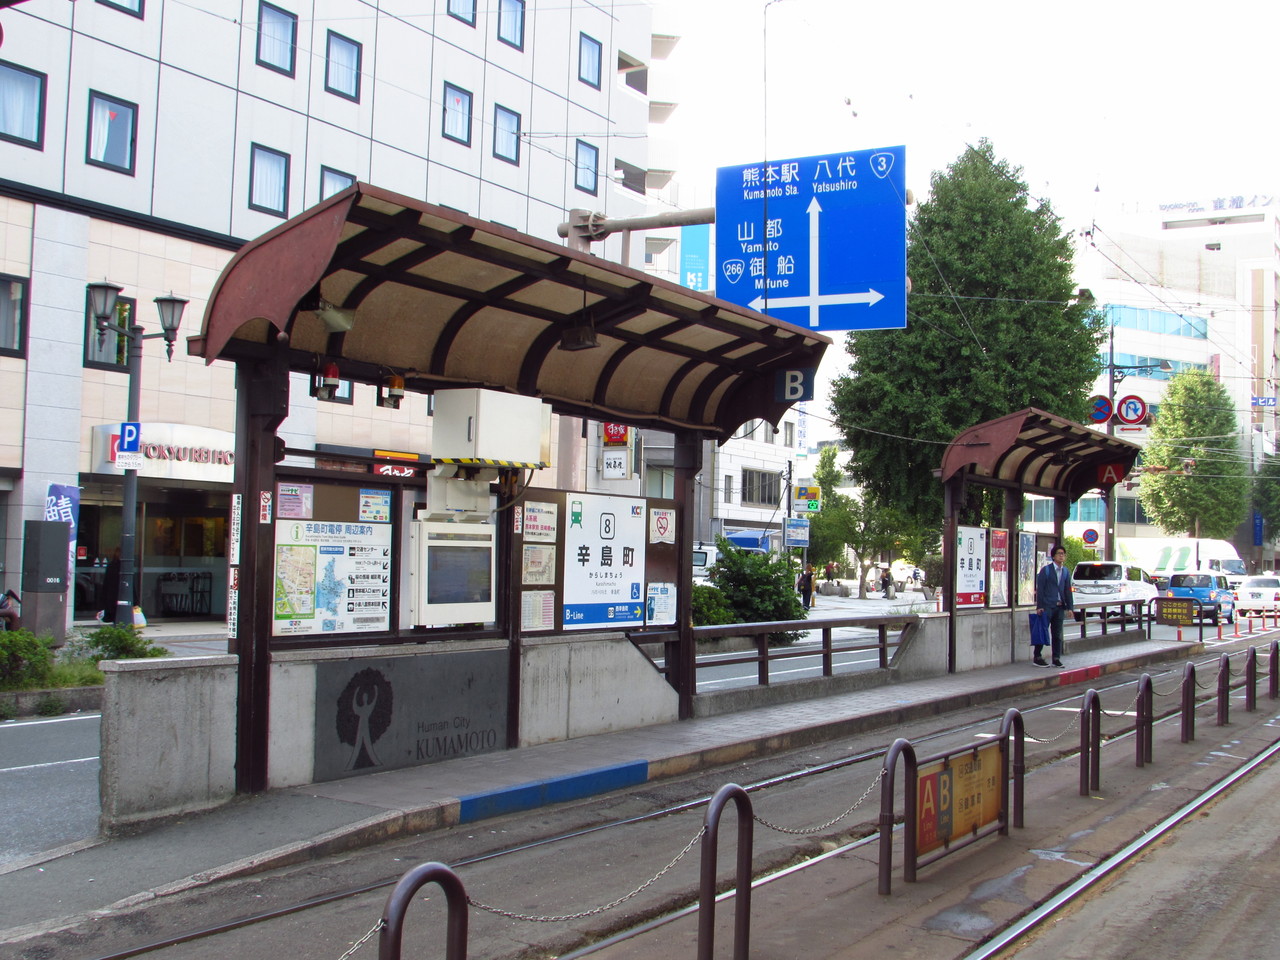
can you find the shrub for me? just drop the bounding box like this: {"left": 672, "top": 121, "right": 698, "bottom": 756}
{"left": 691, "top": 583, "right": 738, "bottom": 627}
{"left": 918, "top": 554, "right": 945, "bottom": 586}
{"left": 35, "top": 693, "right": 66, "bottom": 717}
{"left": 0, "top": 699, "right": 15, "bottom": 721}
{"left": 0, "top": 629, "right": 55, "bottom": 690}
{"left": 82, "top": 623, "right": 169, "bottom": 663}
{"left": 706, "top": 537, "right": 805, "bottom": 645}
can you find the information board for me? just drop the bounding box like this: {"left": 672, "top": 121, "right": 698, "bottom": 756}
{"left": 916, "top": 743, "right": 1003, "bottom": 856}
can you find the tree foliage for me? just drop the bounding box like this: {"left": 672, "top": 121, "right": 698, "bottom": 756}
{"left": 829, "top": 140, "right": 1103, "bottom": 530}
{"left": 706, "top": 537, "right": 805, "bottom": 644}
{"left": 1254, "top": 454, "right": 1280, "bottom": 537}
{"left": 1139, "top": 370, "right": 1247, "bottom": 538}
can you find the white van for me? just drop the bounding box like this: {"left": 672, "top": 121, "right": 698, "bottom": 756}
{"left": 1071, "top": 561, "right": 1159, "bottom": 614}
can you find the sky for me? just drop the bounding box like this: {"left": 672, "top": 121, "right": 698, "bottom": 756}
{"left": 650, "top": 0, "right": 1280, "bottom": 446}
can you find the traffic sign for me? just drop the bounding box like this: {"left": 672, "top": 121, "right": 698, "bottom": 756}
{"left": 784, "top": 517, "right": 810, "bottom": 547}
{"left": 1253, "top": 396, "right": 1277, "bottom": 408}
{"left": 715, "top": 146, "right": 906, "bottom": 332}
{"left": 1082, "top": 528, "right": 1099, "bottom": 545}
{"left": 1088, "top": 395, "right": 1112, "bottom": 423}
{"left": 119, "top": 421, "right": 141, "bottom": 453}
{"left": 804, "top": 499, "right": 821, "bottom": 512}
{"left": 1115, "top": 395, "right": 1147, "bottom": 425}
{"left": 794, "top": 485, "right": 821, "bottom": 502}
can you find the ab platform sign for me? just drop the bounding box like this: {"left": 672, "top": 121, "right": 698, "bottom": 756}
{"left": 715, "top": 145, "right": 906, "bottom": 333}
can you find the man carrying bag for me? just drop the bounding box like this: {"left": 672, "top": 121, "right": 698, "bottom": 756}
{"left": 1034, "top": 544, "right": 1073, "bottom": 667}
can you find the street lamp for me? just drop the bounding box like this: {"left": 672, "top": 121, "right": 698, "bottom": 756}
{"left": 1103, "top": 317, "right": 1172, "bottom": 559}
{"left": 87, "top": 281, "right": 187, "bottom": 626}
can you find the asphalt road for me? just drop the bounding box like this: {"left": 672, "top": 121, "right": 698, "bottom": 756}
{"left": 0, "top": 714, "right": 101, "bottom": 866}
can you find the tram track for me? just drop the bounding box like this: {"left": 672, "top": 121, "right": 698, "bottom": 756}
{"left": 10, "top": 644, "right": 1275, "bottom": 960}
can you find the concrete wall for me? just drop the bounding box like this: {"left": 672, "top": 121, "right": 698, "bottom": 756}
{"left": 519, "top": 631, "right": 678, "bottom": 745}
{"left": 99, "top": 655, "right": 237, "bottom": 832}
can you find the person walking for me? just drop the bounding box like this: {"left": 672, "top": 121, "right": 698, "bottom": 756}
{"left": 1034, "top": 544, "right": 1073, "bottom": 667}
{"left": 797, "top": 563, "right": 816, "bottom": 610}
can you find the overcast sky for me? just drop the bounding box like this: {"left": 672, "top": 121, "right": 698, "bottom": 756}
{"left": 658, "top": 0, "right": 1280, "bottom": 226}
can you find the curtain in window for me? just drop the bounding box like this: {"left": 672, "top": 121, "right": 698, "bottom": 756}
{"left": 89, "top": 96, "right": 113, "bottom": 162}
{"left": 494, "top": 107, "right": 519, "bottom": 160}
{"left": 443, "top": 87, "right": 470, "bottom": 142}
{"left": 580, "top": 35, "right": 601, "bottom": 83}
{"left": 499, "top": 0, "right": 524, "bottom": 45}
{"left": 252, "top": 149, "right": 286, "bottom": 212}
{"left": 260, "top": 9, "right": 293, "bottom": 68}
{"left": 328, "top": 35, "right": 358, "bottom": 96}
{"left": 0, "top": 281, "right": 20, "bottom": 351}
{"left": 0, "top": 67, "right": 40, "bottom": 142}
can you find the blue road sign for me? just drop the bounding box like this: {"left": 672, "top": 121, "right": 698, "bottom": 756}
{"left": 784, "top": 517, "right": 810, "bottom": 547}
{"left": 119, "top": 421, "right": 141, "bottom": 453}
{"left": 715, "top": 146, "right": 906, "bottom": 332}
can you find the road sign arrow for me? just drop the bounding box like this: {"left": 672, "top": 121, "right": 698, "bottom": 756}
{"left": 750, "top": 289, "right": 884, "bottom": 313}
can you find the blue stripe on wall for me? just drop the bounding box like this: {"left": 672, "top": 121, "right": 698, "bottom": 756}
{"left": 458, "top": 760, "right": 649, "bottom": 822}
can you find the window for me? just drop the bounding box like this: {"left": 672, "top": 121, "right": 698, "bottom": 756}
{"left": 497, "top": 0, "right": 524, "bottom": 49}
{"left": 493, "top": 105, "right": 520, "bottom": 165}
{"left": 86, "top": 92, "right": 137, "bottom": 174}
{"left": 741, "top": 469, "right": 781, "bottom": 507}
{"left": 442, "top": 83, "right": 472, "bottom": 146}
{"left": 0, "top": 276, "right": 28, "bottom": 357}
{"left": 1116, "top": 496, "right": 1151, "bottom": 525}
{"left": 578, "top": 33, "right": 602, "bottom": 88}
{"left": 249, "top": 143, "right": 290, "bottom": 217}
{"left": 0, "top": 60, "right": 45, "bottom": 149}
{"left": 256, "top": 2, "right": 297, "bottom": 76}
{"left": 783, "top": 421, "right": 795, "bottom": 447}
{"left": 320, "top": 166, "right": 356, "bottom": 199}
{"left": 447, "top": 0, "right": 475, "bottom": 26}
{"left": 574, "top": 140, "right": 598, "bottom": 194}
{"left": 324, "top": 31, "right": 361, "bottom": 101}
{"left": 723, "top": 474, "right": 734, "bottom": 504}
{"left": 85, "top": 293, "right": 135, "bottom": 370}
{"left": 97, "top": 0, "right": 143, "bottom": 16}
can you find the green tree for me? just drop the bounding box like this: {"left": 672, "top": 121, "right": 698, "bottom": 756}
{"left": 1139, "top": 370, "right": 1247, "bottom": 538}
{"left": 829, "top": 140, "right": 1103, "bottom": 530}
{"left": 706, "top": 538, "right": 805, "bottom": 644}
{"left": 1254, "top": 454, "right": 1280, "bottom": 539}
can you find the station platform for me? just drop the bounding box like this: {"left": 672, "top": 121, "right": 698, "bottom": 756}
{"left": 0, "top": 604, "right": 1207, "bottom": 944}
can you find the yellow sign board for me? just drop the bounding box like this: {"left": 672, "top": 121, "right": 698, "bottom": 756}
{"left": 916, "top": 743, "right": 1003, "bottom": 856}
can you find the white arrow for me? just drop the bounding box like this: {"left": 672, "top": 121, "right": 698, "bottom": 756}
{"left": 748, "top": 197, "right": 884, "bottom": 324}
{"left": 749, "top": 288, "right": 884, "bottom": 314}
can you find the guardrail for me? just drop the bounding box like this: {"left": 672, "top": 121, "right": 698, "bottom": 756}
{"left": 628, "top": 614, "right": 919, "bottom": 695}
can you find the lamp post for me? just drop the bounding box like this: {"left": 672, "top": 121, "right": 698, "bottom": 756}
{"left": 87, "top": 281, "right": 187, "bottom": 627}
{"left": 1103, "top": 318, "right": 1172, "bottom": 560}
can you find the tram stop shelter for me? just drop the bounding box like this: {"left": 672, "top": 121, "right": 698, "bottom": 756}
{"left": 936, "top": 407, "right": 1142, "bottom": 672}
{"left": 185, "top": 183, "right": 830, "bottom": 795}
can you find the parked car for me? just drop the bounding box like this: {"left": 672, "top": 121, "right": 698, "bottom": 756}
{"left": 1165, "top": 573, "right": 1235, "bottom": 623}
{"left": 1071, "top": 561, "right": 1160, "bottom": 617}
{"left": 1234, "top": 576, "right": 1280, "bottom": 618}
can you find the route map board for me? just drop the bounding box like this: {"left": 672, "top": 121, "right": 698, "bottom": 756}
{"left": 715, "top": 145, "right": 906, "bottom": 332}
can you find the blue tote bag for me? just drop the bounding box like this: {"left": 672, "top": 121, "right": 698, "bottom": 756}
{"left": 1028, "top": 611, "right": 1049, "bottom": 646}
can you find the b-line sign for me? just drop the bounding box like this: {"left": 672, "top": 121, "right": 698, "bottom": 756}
{"left": 715, "top": 145, "right": 906, "bottom": 332}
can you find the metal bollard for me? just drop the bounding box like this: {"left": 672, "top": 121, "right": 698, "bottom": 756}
{"left": 1246, "top": 647, "right": 1258, "bottom": 713}
{"left": 699, "top": 784, "right": 754, "bottom": 960}
{"left": 1181, "top": 662, "right": 1197, "bottom": 743}
{"left": 379, "top": 862, "right": 469, "bottom": 960}
{"left": 1136, "top": 674, "right": 1154, "bottom": 768}
{"left": 1079, "top": 690, "right": 1101, "bottom": 796}
{"left": 1217, "top": 653, "right": 1231, "bottom": 726}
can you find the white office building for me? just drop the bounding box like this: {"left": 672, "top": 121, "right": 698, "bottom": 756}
{"left": 0, "top": 0, "right": 661, "bottom": 622}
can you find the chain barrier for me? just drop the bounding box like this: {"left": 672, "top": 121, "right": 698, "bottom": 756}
{"left": 753, "top": 767, "right": 886, "bottom": 835}
{"left": 1025, "top": 706, "right": 1083, "bottom": 744}
{"left": 468, "top": 825, "right": 706, "bottom": 923}
{"left": 336, "top": 920, "right": 384, "bottom": 960}
{"left": 1100, "top": 683, "right": 1142, "bottom": 720}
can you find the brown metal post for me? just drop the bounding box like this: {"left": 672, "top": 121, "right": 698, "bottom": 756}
{"left": 232, "top": 354, "right": 290, "bottom": 794}
{"left": 1181, "top": 662, "right": 1196, "bottom": 743}
{"left": 1136, "top": 674, "right": 1154, "bottom": 767}
{"left": 822, "top": 626, "right": 834, "bottom": 675}
{"left": 998, "top": 708, "right": 1025, "bottom": 830}
{"left": 673, "top": 431, "right": 703, "bottom": 719}
{"left": 755, "top": 635, "right": 770, "bottom": 686}
{"left": 698, "top": 784, "right": 754, "bottom": 960}
{"left": 502, "top": 477, "right": 522, "bottom": 749}
{"left": 1217, "top": 653, "right": 1231, "bottom": 726}
{"left": 379, "top": 862, "right": 469, "bottom": 960}
{"left": 1079, "top": 690, "right": 1101, "bottom": 795}
{"left": 879, "top": 738, "right": 917, "bottom": 895}
{"left": 1246, "top": 646, "right": 1257, "bottom": 713}
{"left": 942, "top": 478, "right": 960, "bottom": 674}
{"left": 878, "top": 624, "right": 889, "bottom": 668}
{"left": 1271, "top": 639, "right": 1279, "bottom": 700}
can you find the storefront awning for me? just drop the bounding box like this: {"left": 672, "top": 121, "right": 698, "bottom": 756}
{"left": 190, "top": 183, "right": 830, "bottom": 442}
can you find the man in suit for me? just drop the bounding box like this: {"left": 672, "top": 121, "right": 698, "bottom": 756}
{"left": 1034, "top": 544, "right": 1073, "bottom": 667}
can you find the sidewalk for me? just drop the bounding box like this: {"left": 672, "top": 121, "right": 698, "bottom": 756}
{"left": 0, "top": 613, "right": 1200, "bottom": 943}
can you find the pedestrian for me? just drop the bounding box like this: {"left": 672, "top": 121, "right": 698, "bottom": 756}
{"left": 797, "top": 563, "right": 815, "bottom": 610}
{"left": 824, "top": 561, "right": 836, "bottom": 582}
{"left": 1034, "top": 544, "right": 1073, "bottom": 667}
{"left": 879, "top": 570, "right": 891, "bottom": 596}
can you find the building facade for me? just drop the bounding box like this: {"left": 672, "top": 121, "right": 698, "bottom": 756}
{"left": 0, "top": 0, "right": 661, "bottom": 622}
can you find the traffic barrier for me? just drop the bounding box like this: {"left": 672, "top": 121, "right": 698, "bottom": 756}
{"left": 1135, "top": 674, "right": 1154, "bottom": 768}
{"left": 699, "top": 784, "right": 754, "bottom": 960}
{"left": 379, "top": 862, "right": 469, "bottom": 960}
{"left": 1181, "top": 662, "right": 1197, "bottom": 743}
{"left": 1246, "top": 647, "right": 1258, "bottom": 713}
{"left": 1217, "top": 654, "right": 1232, "bottom": 726}
{"left": 1079, "top": 690, "right": 1101, "bottom": 796}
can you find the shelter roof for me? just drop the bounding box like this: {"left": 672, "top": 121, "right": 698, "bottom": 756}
{"left": 939, "top": 407, "right": 1142, "bottom": 501}
{"left": 189, "top": 183, "right": 830, "bottom": 442}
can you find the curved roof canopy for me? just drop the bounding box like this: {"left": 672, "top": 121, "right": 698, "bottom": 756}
{"left": 940, "top": 408, "right": 1142, "bottom": 501}
{"left": 190, "top": 183, "right": 830, "bottom": 442}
